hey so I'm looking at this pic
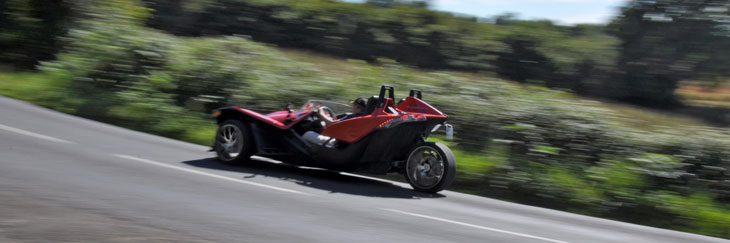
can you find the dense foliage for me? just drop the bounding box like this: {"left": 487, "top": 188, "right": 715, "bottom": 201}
{"left": 4, "top": 0, "right": 729, "bottom": 104}
{"left": 140, "top": 0, "right": 730, "bottom": 104}
{"left": 0, "top": 0, "right": 70, "bottom": 69}
{"left": 141, "top": 0, "right": 626, "bottom": 97}
{"left": 607, "top": 0, "right": 730, "bottom": 105}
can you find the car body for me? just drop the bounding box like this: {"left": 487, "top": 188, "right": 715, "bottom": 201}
{"left": 212, "top": 85, "right": 456, "bottom": 193}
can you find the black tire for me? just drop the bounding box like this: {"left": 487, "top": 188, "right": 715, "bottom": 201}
{"left": 404, "top": 142, "right": 457, "bottom": 193}
{"left": 214, "top": 120, "right": 255, "bottom": 165}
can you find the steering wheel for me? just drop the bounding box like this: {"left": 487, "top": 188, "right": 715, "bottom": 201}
{"left": 319, "top": 106, "right": 336, "bottom": 119}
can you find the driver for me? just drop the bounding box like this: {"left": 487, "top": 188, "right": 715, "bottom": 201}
{"left": 317, "top": 97, "right": 366, "bottom": 126}
{"left": 303, "top": 97, "right": 366, "bottom": 146}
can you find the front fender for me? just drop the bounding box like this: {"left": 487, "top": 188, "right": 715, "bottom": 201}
{"left": 214, "top": 106, "right": 285, "bottom": 128}
{"left": 213, "top": 106, "right": 311, "bottom": 129}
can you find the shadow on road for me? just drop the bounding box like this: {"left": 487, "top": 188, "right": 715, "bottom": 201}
{"left": 182, "top": 157, "right": 444, "bottom": 199}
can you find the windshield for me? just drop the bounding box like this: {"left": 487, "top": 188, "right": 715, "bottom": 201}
{"left": 298, "top": 100, "right": 352, "bottom": 116}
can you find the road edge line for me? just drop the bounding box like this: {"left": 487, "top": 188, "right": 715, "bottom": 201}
{"left": 0, "top": 123, "right": 75, "bottom": 144}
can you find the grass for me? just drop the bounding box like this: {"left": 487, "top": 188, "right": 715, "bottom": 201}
{"left": 0, "top": 72, "right": 59, "bottom": 99}
{"left": 0, "top": 72, "right": 80, "bottom": 113}
{"left": 0, "top": 71, "right": 218, "bottom": 146}
{"left": 428, "top": 136, "right": 505, "bottom": 175}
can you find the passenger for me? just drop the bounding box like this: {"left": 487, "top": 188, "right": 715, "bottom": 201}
{"left": 303, "top": 98, "right": 366, "bottom": 146}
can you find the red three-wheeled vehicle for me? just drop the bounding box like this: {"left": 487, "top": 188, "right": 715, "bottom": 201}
{"left": 212, "top": 85, "right": 456, "bottom": 193}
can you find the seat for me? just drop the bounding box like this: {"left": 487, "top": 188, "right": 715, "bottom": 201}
{"left": 365, "top": 95, "right": 399, "bottom": 114}
{"left": 365, "top": 96, "right": 379, "bottom": 115}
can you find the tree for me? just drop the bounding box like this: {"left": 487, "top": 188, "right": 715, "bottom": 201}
{"left": 0, "top": 0, "right": 71, "bottom": 69}
{"left": 607, "top": 0, "right": 730, "bottom": 106}
{"left": 495, "top": 38, "right": 555, "bottom": 84}
{"left": 367, "top": 0, "right": 430, "bottom": 8}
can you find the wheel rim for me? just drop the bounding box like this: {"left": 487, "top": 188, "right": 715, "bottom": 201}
{"left": 406, "top": 146, "right": 445, "bottom": 189}
{"left": 217, "top": 124, "right": 244, "bottom": 161}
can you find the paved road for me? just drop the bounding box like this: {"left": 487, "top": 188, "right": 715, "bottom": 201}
{"left": 0, "top": 95, "right": 728, "bottom": 243}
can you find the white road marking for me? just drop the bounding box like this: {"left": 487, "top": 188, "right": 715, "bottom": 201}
{"left": 382, "top": 208, "right": 571, "bottom": 243}
{"left": 0, "top": 123, "right": 75, "bottom": 144}
{"left": 340, "top": 172, "right": 412, "bottom": 188}
{"left": 113, "top": 154, "right": 310, "bottom": 195}
{"left": 253, "top": 157, "right": 413, "bottom": 188}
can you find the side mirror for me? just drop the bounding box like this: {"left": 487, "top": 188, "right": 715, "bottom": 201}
{"left": 283, "top": 103, "right": 294, "bottom": 124}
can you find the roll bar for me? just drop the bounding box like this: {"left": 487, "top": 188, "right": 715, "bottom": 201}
{"left": 409, "top": 89, "right": 422, "bottom": 99}
{"left": 377, "top": 85, "right": 395, "bottom": 108}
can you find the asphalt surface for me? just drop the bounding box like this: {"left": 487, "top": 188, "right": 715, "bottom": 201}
{"left": 0, "top": 95, "right": 728, "bottom": 243}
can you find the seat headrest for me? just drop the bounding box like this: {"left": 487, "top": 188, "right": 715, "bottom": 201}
{"left": 365, "top": 96, "right": 378, "bottom": 115}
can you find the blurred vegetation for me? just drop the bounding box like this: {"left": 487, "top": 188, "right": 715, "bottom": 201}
{"left": 4, "top": 0, "right": 730, "bottom": 106}
{"left": 0, "top": 0, "right": 70, "bottom": 69}
{"left": 1, "top": 0, "right": 730, "bottom": 239}
{"left": 607, "top": 0, "right": 730, "bottom": 105}
{"left": 139, "top": 0, "right": 730, "bottom": 106}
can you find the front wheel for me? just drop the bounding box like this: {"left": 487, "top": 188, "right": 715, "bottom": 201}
{"left": 404, "top": 142, "right": 456, "bottom": 193}
{"left": 214, "top": 120, "right": 254, "bottom": 165}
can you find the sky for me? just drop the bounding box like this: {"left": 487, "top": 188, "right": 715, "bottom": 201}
{"left": 342, "top": 0, "right": 628, "bottom": 25}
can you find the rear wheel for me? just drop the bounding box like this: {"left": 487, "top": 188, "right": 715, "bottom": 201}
{"left": 215, "top": 120, "right": 254, "bottom": 165}
{"left": 404, "top": 142, "right": 456, "bottom": 193}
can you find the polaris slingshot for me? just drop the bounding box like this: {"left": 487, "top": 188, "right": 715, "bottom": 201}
{"left": 211, "top": 85, "right": 456, "bottom": 193}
